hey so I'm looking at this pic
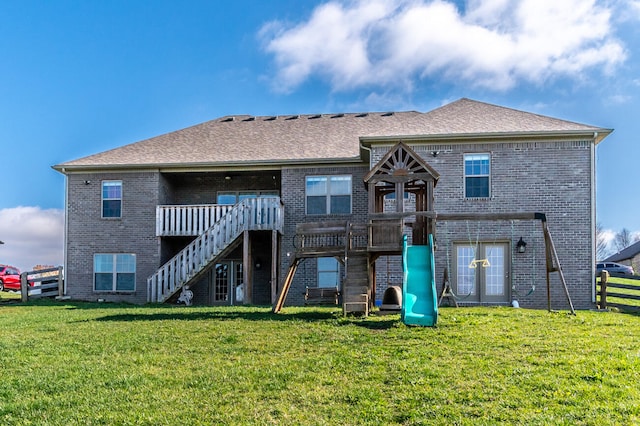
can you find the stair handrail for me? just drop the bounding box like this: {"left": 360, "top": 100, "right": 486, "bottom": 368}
{"left": 148, "top": 197, "right": 283, "bottom": 302}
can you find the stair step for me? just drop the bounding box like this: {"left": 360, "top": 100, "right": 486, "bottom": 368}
{"left": 344, "top": 286, "right": 369, "bottom": 296}
{"left": 344, "top": 279, "right": 368, "bottom": 288}
{"left": 347, "top": 270, "right": 369, "bottom": 280}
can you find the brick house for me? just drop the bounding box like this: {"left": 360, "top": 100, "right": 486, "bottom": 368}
{"left": 53, "top": 98, "right": 611, "bottom": 310}
{"left": 602, "top": 240, "right": 640, "bottom": 273}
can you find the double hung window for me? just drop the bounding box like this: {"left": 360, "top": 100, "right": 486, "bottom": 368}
{"left": 464, "top": 154, "right": 490, "bottom": 198}
{"left": 102, "top": 181, "right": 122, "bottom": 218}
{"left": 306, "top": 175, "right": 352, "bottom": 215}
{"left": 94, "top": 254, "right": 136, "bottom": 292}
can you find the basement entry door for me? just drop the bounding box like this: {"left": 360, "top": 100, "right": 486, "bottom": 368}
{"left": 453, "top": 243, "right": 510, "bottom": 304}
{"left": 211, "top": 261, "right": 244, "bottom": 305}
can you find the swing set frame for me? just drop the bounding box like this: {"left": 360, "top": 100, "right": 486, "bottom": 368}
{"left": 433, "top": 212, "right": 576, "bottom": 315}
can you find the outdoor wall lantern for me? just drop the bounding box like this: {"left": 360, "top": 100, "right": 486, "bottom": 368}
{"left": 516, "top": 237, "right": 527, "bottom": 253}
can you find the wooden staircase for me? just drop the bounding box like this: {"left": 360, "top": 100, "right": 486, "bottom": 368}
{"left": 148, "top": 197, "right": 283, "bottom": 303}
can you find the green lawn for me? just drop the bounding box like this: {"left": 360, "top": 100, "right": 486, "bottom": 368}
{"left": 601, "top": 276, "right": 640, "bottom": 309}
{"left": 0, "top": 301, "right": 638, "bottom": 425}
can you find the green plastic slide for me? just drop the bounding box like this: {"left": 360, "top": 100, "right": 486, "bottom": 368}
{"left": 401, "top": 234, "right": 438, "bottom": 327}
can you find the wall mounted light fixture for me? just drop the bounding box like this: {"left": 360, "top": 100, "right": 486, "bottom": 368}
{"left": 516, "top": 237, "right": 527, "bottom": 253}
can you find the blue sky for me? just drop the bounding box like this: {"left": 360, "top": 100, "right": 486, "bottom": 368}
{"left": 1, "top": 0, "right": 639, "bottom": 270}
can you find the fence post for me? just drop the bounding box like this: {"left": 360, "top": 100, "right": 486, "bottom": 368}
{"left": 20, "top": 272, "right": 28, "bottom": 303}
{"left": 57, "top": 266, "right": 64, "bottom": 297}
{"left": 599, "top": 270, "right": 609, "bottom": 309}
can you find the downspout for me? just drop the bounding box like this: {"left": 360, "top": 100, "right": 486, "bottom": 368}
{"left": 360, "top": 142, "right": 372, "bottom": 168}
{"left": 591, "top": 132, "right": 598, "bottom": 304}
{"left": 63, "top": 169, "right": 69, "bottom": 296}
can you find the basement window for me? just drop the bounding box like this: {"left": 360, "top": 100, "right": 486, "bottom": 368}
{"left": 94, "top": 253, "right": 136, "bottom": 292}
{"left": 317, "top": 257, "right": 340, "bottom": 288}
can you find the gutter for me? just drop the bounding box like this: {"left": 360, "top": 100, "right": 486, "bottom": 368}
{"left": 52, "top": 156, "right": 366, "bottom": 174}
{"left": 360, "top": 129, "right": 614, "bottom": 146}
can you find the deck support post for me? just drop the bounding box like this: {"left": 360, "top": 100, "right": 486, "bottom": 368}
{"left": 271, "top": 230, "right": 278, "bottom": 304}
{"left": 243, "top": 230, "right": 252, "bottom": 304}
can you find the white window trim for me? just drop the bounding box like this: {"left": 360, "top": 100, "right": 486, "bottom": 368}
{"left": 305, "top": 175, "right": 352, "bottom": 215}
{"left": 93, "top": 253, "right": 136, "bottom": 292}
{"left": 101, "top": 180, "right": 123, "bottom": 219}
{"left": 464, "top": 153, "right": 491, "bottom": 199}
{"left": 216, "top": 190, "right": 279, "bottom": 205}
{"left": 317, "top": 257, "right": 340, "bottom": 288}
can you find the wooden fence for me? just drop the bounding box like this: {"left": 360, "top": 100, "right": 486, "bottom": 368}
{"left": 20, "top": 266, "right": 64, "bottom": 302}
{"left": 597, "top": 272, "right": 640, "bottom": 312}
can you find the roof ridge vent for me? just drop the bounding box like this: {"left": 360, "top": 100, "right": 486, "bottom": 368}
{"left": 264, "top": 116, "right": 277, "bottom": 121}
{"left": 381, "top": 112, "right": 394, "bottom": 117}
{"left": 286, "top": 115, "right": 300, "bottom": 120}
{"left": 220, "top": 116, "right": 235, "bottom": 122}
{"left": 308, "top": 114, "right": 322, "bottom": 119}
{"left": 331, "top": 113, "right": 344, "bottom": 118}
{"left": 355, "top": 113, "right": 369, "bottom": 118}
{"left": 242, "top": 117, "right": 256, "bottom": 122}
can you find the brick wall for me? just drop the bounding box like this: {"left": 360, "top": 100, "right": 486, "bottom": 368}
{"left": 65, "top": 172, "right": 161, "bottom": 303}
{"left": 370, "top": 140, "right": 595, "bottom": 310}
{"left": 279, "top": 165, "right": 369, "bottom": 306}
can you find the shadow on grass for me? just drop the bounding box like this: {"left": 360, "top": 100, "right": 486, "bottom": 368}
{"left": 347, "top": 318, "right": 400, "bottom": 330}
{"left": 65, "top": 301, "right": 404, "bottom": 328}
{"left": 89, "top": 306, "right": 338, "bottom": 323}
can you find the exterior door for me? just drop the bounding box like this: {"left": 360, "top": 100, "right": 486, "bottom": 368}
{"left": 453, "top": 243, "right": 510, "bottom": 304}
{"left": 211, "top": 261, "right": 244, "bottom": 305}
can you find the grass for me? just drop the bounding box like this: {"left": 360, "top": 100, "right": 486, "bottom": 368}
{"left": 0, "top": 301, "right": 639, "bottom": 425}
{"left": 601, "top": 276, "right": 640, "bottom": 309}
{"left": 0, "top": 290, "right": 21, "bottom": 301}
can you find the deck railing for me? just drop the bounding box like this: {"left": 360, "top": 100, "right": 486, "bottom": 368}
{"left": 368, "top": 218, "right": 404, "bottom": 252}
{"left": 148, "top": 197, "right": 283, "bottom": 303}
{"left": 294, "top": 222, "right": 368, "bottom": 256}
{"left": 156, "top": 204, "right": 234, "bottom": 236}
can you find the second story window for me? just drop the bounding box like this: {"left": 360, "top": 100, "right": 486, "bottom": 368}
{"left": 216, "top": 191, "right": 279, "bottom": 205}
{"left": 464, "top": 154, "right": 490, "bottom": 198}
{"left": 102, "top": 181, "right": 122, "bottom": 218}
{"left": 306, "top": 175, "right": 352, "bottom": 215}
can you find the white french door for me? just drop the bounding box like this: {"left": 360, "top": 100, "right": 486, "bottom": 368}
{"left": 453, "top": 243, "right": 510, "bottom": 304}
{"left": 211, "top": 261, "right": 244, "bottom": 305}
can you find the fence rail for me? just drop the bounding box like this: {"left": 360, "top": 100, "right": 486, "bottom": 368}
{"left": 597, "top": 272, "right": 640, "bottom": 312}
{"left": 20, "top": 266, "right": 64, "bottom": 302}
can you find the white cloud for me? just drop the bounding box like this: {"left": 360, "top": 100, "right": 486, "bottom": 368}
{"left": 0, "top": 207, "right": 64, "bottom": 272}
{"left": 620, "top": 0, "right": 640, "bottom": 21}
{"left": 261, "top": 0, "right": 627, "bottom": 93}
{"left": 601, "top": 228, "right": 617, "bottom": 245}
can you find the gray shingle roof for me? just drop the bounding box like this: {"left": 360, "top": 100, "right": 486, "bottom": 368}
{"left": 603, "top": 240, "right": 640, "bottom": 262}
{"left": 54, "top": 98, "right": 611, "bottom": 171}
